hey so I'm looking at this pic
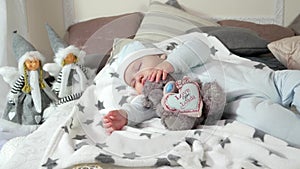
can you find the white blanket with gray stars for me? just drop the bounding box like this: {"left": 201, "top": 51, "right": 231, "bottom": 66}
{"left": 38, "top": 84, "right": 300, "bottom": 169}
{"left": 38, "top": 32, "right": 300, "bottom": 169}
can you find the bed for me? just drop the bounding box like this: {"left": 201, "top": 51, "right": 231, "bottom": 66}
{"left": 1, "top": 0, "right": 300, "bottom": 169}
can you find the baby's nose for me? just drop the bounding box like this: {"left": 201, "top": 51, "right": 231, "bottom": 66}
{"left": 136, "top": 75, "right": 146, "bottom": 84}
{"left": 136, "top": 74, "right": 143, "bottom": 81}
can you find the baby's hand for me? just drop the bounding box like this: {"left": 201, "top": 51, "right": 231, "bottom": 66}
{"left": 148, "top": 61, "right": 174, "bottom": 82}
{"left": 156, "top": 60, "right": 174, "bottom": 73}
{"left": 102, "top": 110, "right": 128, "bottom": 134}
{"left": 148, "top": 69, "right": 168, "bottom": 83}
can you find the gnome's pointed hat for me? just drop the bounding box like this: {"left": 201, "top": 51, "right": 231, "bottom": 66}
{"left": 45, "top": 24, "right": 68, "bottom": 54}
{"left": 12, "top": 31, "right": 45, "bottom": 73}
{"left": 45, "top": 24, "right": 85, "bottom": 66}
{"left": 12, "top": 31, "right": 36, "bottom": 61}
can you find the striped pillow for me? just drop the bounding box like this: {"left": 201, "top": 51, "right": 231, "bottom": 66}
{"left": 134, "top": 1, "right": 219, "bottom": 43}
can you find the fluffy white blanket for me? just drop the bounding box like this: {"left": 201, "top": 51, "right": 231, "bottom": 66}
{"left": 36, "top": 85, "right": 300, "bottom": 169}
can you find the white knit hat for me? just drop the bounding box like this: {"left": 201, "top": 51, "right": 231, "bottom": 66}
{"left": 116, "top": 41, "right": 164, "bottom": 85}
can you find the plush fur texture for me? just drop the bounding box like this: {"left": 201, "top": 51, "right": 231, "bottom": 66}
{"left": 54, "top": 45, "right": 85, "bottom": 67}
{"left": 18, "top": 51, "right": 45, "bottom": 74}
{"left": 142, "top": 75, "right": 226, "bottom": 130}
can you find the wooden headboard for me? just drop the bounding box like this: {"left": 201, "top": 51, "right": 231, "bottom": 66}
{"left": 62, "top": 0, "right": 284, "bottom": 29}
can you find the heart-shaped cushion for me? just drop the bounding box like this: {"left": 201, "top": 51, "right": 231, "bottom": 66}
{"left": 161, "top": 82, "right": 203, "bottom": 117}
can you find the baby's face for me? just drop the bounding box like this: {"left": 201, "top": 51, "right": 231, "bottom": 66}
{"left": 125, "top": 54, "right": 165, "bottom": 94}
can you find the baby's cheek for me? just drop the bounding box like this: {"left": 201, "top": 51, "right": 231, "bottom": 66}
{"left": 135, "top": 85, "right": 143, "bottom": 94}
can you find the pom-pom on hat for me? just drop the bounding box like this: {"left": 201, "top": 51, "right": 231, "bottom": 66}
{"left": 45, "top": 24, "right": 85, "bottom": 66}
{"left": 117, "top": 41, "right": 164, "bottom": 85}
{"left": 12, "top": 31, "right": 45, "bottom": 73}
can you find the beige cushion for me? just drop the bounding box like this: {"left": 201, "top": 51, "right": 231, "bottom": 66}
{"left": 134, "top": 1, "right": 219, "bottom": 43}
{"left": 267, "top": 36, "right": 300, "bottom": 69}
{"left": 66, "top": 12, "right": 144, "bottom": 72}
{"left": 67, "top": 12, "right": 143, "bottom": 55}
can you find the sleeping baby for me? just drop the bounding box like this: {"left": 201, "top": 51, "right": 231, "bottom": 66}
{"left": 103, "top": 32, "right": 300, "bottom": 147}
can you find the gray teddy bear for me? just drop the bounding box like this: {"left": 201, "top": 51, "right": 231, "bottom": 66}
{"left": 142, "top": 75, "right": 226, "bottom": 130}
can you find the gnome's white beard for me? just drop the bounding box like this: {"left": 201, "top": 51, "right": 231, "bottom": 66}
{"left": 59, "top": 64, "right": 87, "bottom": 98}
{"left": 29, "top": 71, "right": 42, "bottom": 113}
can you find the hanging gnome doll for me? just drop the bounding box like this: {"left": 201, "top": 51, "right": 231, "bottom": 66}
{"left": 44, "top": 24, "right": 93, "bottom": 103}
{"left": 1, "top": 32, "right": 58, "bottom": 125}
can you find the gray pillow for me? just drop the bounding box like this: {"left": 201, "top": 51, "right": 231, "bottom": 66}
{"left": 187, "top": 26, "right": 270, "bottom": 56}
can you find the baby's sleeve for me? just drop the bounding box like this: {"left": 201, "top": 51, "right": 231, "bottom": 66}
{"left": 121, "top": 95, "right": 158, "bottom": 126}
{"left": 166, "top": 38, "right": 211, "bottom": 73}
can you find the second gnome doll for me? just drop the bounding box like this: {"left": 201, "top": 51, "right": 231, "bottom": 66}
{"left": 45, "top": 24, "right": 94, "bottom": 103}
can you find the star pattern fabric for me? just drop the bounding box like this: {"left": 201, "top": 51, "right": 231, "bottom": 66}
{"left": 185, "top": 137, "right": 197, "bottom": 146}
{"left": 110, "top": 72, "right": 119, "bottom": 78}
{"left": 95, "top": 100, "right": 104, "bottom": 110}
{"left": 41, "top": 158, "right": 58, "bottom": 169}
{"left": 72, "top": 134, "right": 87, "bottom": 140}
{"left": 200, "top": 160, "right": 210, "bottom": 167}
{"left": 167, "top": 154, "right": 181, "bottom": 162}
{"left": 83, "top": 119, "right": 94, "bottom": 125}
{"left": 95, "top": 153, "right": 115, "bottom": 164}
{"left": 77, "top": 103, "right": 85, "bottom": 112}
{"left": 108, "top": 57, "right": 116, "bottom": 65}
{"left": 116, "top": 85, "right": 127, "bottom": 91}
{"left": 210, "top": 46, "right": 218, "bottom": 56}
{"left": 194, "top": 130, "right": 201, "bottom": 136}
{"left": 166, "top": 42, "right": 178, "bottom": 51}
{"left": 96, "top": 143, "right": 109, "bottom": 149}
{"left": 253, "top": 128, "right": 265, "bottom": 141}
{"left": 140, "top": 133, "right": 152, "bottom": 139}
{"left": 155, "top": 158, "right": 171, "bottom": 167}
{"left": 254, "top": 63, "right": 266, "bottom": 69}
{"left": 37, "top": 32, "right": 300, "bottom": 169}
{"left": 220, "top": 137, "right": 231, "bottom": 148}
{"left": 61, "top": 126, "right": 69, "bottom": 133}
{"left": 75, "top": 142, "right": 88, "bottom": 151}
{"left": 122, "top": 152, "right": 141, "bottom": 159}
{"left": 97, "top": 120, "right": 103, "bottom": 127}
{"left": 119, "top": 96, "right": 129, "bottom": 106}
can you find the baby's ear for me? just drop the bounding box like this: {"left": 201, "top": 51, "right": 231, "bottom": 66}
{"left": 159, "top": 54, "right": 167, "bottom": 60}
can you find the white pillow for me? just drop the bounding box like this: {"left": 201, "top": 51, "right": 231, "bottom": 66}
{"left": 134, "top": 1, "right": 219, "bottom": 43}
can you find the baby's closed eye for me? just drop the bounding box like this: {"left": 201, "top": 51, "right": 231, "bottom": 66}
{"left": 130, "top": 79, "right": 136, "bottom": 88}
